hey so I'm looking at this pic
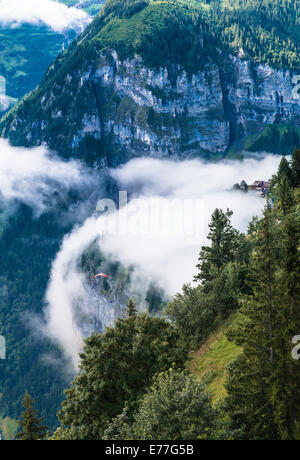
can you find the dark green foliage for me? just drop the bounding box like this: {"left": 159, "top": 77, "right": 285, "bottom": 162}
{"left": 103, "top": 0, "right": 150, "bottom": 19}
{"left": 214, "top": 0, "right": 300, "bottom": 69}
{"left": 103, "top": 370, "right": 218, "bottom": 440}
{"left": 145, "top": 282, "right": 166, "bottom": 314}
{"left": 292, "top": 148, "right": 300, "bottom": 186}
{"left": 167, "top": 209, "right": 250, "bottom": 352}
{"left": 225, "top": 207, "right": 280, "bottom": 439}
{"left": 166, "top": 284, "right": 215, "bottom": 351}
{"left": 95, "top": 0, "right": 300, "bottom": 71}
{"left": 277, "top": 157, "right": 295, "bottom": 186}
{"left": 247, "top": 125, "right": 300, "bottom": 156}
{"left": 0, "top": 205, "right": 70, "bottom": 429}
{"left": 17, "top": 392, "right": 48, "bottom": 440}
{"left": 271, "top": 207, "right": 300, "bottom": 439}
{"left": 270, "top": 156, "right": 295, "bottom": 212}
{"left": 53, "top": 306, "right": 187, "bottom": 439}
{"left": 0, "top": 24, "right": 72, "bottom": 100}
{"left": 225, "top": 161, "right": 300, "bottom": 440}
{"left": 126, "top": 298, "right": 137, "bottom": 317}
{"left": 194, "top": 209, "right": 248, "bottom": 319}
{"left": 195, "top": 209, "right": 239, "bottom": 283}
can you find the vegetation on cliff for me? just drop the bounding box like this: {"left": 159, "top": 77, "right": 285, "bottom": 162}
{"left": 1, "top": 0, "right": 300, "bottom": 162}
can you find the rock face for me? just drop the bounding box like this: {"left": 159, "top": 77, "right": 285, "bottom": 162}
{"left": 1, "top": 49, "right": 300, "bottom": 165}
{"left": 230, "top": 57, "right": 300, "bottom": 134}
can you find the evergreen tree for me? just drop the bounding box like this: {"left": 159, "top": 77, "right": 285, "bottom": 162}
{"left": 270, "top": 203, "right": 300, "bottom": 439}
{"left": 277, "top": 174, "right": 294, "bottom": 215}
{"left": 126, "top": 298, "right": 137, "bottom": 318}
{"left": 104, "top": 370, "right": 218, "bottom": 440}
{"left": 166, "top": 284, "right": 215, "bottom": 351}
{"left": 225, "top": 159, "right": 300, "bottom": 440}
{"left": 17, "top": 392, "right": 48, "bottom": 441}
{"left": 225, "top": 206, "right": 279, "bottom": 440}
{"left": 292, "top": 148, "right": 300, "bottom": 186}
{"left": 193, "top": 209, "right": 245, "bottom": 319}
{"left": 277, "top": 157, "right": 294, "bottom": 186}
{"left": 270, "top": 157, "right": 294, "bottom": 213}
{"left": 195, "top": 208, "right": 238, "bottom": 283}
{"left": 52, "top": 311, "right": 187, "bottom": 440}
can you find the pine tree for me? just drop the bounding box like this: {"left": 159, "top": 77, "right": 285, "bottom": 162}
{"left": 126, "top": 299, "right": 137, "bottom": 318}
{"left": 270, "top": 157, "right": 294, "bottom": 213}
{"left": 226, "top": 164, "right": 300, "bottom": 440}
{"left": 17, "top": 392, "right": 48, "bottom": 440}
{"left": 225, "top": 206, "right": 279, "bottom": 440}
{"left": 195, "top": 208, "right": 238, "bottom": 283}
{"left": 270, "top": 204, "right": 300, "bottom": 439}
{"left": 291, "top": 148, "right": 300, "bottom": 186}
{"left": 277, "top": 175, "right": 294, "bottom": 214}
{"left": 276, "top": 157, "right": 294, "bottom": 186}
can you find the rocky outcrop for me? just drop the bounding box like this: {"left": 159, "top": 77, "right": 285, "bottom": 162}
{"left": 229, "top": 57, "right": 300, "bottom": 136}
{"left": 1, "top": 49, "right": 300, "bottom": 165}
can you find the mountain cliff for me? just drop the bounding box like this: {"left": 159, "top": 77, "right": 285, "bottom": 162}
{"left": 1, "top": 0, "right": 300, "bottom": 164}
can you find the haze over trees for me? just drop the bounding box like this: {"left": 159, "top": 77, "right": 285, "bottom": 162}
{"left": 44, "top": 149, "right": 300, "bottom": 441}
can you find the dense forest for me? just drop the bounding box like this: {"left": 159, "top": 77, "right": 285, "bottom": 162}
{"left": 0, "top": 205, "right": 72, "bottom": 428}
{"left": 68, "top": 0, "right": 300, "bottom": 72}
{"left": 15, "top": 148, "right": 298, "bottom": 441}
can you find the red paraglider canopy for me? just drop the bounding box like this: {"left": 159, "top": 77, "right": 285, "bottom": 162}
{"left": 94, "top": 273, "right": 109, "bottom": 279}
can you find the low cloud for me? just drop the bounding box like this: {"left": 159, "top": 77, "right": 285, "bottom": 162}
{"left": 0, "top": 139, "right": 94, "bottom": 214}
{"left": 0, "top": 0, "right": 91, "bottom": 33}
{"left": 44, "top": 154, "right": 282, "bottom": 368}
{"left": 0, "top": 138, "right": 104, "bottom": 368}
{"left": 103, "top": 155, "right": 280, "bottom": 293}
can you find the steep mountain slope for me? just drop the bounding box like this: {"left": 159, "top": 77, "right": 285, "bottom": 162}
{"left": 191, "top": 315, "right": 242, "bottom": 403}
{"left": 1, "top": 0, "right": 300, "bottom": 163}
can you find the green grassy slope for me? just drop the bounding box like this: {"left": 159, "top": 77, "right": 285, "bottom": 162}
{"left": 191, "top": 315, "right": 242, "bottom": 402}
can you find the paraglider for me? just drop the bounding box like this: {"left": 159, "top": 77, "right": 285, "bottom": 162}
{"left": 94, "top": 273, "right": 109, "bottom": 280}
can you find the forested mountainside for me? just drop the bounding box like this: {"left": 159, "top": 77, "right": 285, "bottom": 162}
{"left": 50, "top": 151, "right": 300, "bottom": 440}
{"left": 0, "top": 1, "right": 104, "bottom": 110}
{"left": 1, "top": 0, "right": 300, "bottom": 164}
